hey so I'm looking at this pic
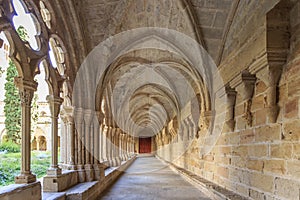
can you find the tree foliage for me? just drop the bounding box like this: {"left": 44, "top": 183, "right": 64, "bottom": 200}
{"left": 0, "top": 66, "right": 3, "bottom": 77}
{"left": 4, "top": 60, "right": 21, "bottom": 144}
{"left": 3, "top": 26, "right": 38, "bottom": 144}
{"left": 31, "top": 93, "right": 39, "bottom": 134}
{"left": 16, "top": 25, "right": 29, "bottom": 42}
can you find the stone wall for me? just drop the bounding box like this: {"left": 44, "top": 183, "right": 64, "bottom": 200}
{"left": 156, "top": 1, "right": 300, "bottom": 199}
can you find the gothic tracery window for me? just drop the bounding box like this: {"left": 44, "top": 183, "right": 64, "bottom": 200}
{"left": 12, "top": 0, "right": 41, "bottom": 51}
{"left": 48, "top": 37, "right": 65, "bottom": 75}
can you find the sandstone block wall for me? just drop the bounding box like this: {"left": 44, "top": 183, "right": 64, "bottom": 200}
{"left": 156, "top": 1, "right": 300, "bottom": 199}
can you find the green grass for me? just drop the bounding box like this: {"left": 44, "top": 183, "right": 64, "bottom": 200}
{"left": 0, "top": 151, "right": 51, "bottom": 186}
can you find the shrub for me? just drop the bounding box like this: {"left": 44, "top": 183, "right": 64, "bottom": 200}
{"left": 0, "top": 140, "right": 21, "bottom": 153}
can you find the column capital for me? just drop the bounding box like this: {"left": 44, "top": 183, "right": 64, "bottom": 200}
{"left": 236, "top": 71, "right": 256, "bottom": 101}
{"left": 225, "top": 85, "right": 237, "bottom": 107}
{"left": 47, "top": 95, "right": 63, "bottom": 118}
{"left": 14, "top": 78, "right": 38, "bottom": 107}
{"left": 74, "top": 108, "right": 84, "bottom": 124}
{"left": 14, "top": 77, "right": 38, "bottom": 91}
{"left": 83, "top": 109, "right": 94, "bottom": 125}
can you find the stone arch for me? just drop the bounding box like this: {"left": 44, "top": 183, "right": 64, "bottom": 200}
{"left": 0, "top": 129, "right": 7, "bottom": 143}
{"left": 38, "top": 135, "right": 47, "bottom": 151}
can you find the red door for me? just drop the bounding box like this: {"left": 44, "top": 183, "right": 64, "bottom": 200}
{"left": 139, "top": 137, "right": 151, "bottom": 153}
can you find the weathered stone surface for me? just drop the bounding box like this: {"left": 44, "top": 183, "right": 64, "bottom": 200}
{"left": 263, "top": 159, "right": 286, "bottom": 175}
{"left": 270, "top": 143, "right": 292, "bottom": 159}
{"left": 255, "top": 125, "right": 281, "bottom": 142}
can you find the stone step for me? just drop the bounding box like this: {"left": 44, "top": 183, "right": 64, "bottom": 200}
{"left": 65, "top": 181, "right": 100, "bottom": 200}
{"left": 42, "top": 192, "right": 66, "bottom": 200}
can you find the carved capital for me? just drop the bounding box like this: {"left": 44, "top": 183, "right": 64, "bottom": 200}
{"left": 14, "top": 77, "right": 37, "bottom": 107}
{"left": 256, "top": 65, "right": 282, "bottom": 87}
{"left": 74, "top": 108, "right": 84, "bottom": 124}
{"left": 225, "top": 86, "right": 237, "bottom": 107}
{"left": 83, "top": 109, "right": 94, "bottom": 126}
{"left": 47, "top": 95, "right": 63, "bottom": 118}
{"left": 19, "top": 89, "right": 34, "bottom": 106}
{"left": 238, "top": 71, "right": 256, "bottom": 101}
{"left": 60, "top": 106, "right": 74, "bottom": 124}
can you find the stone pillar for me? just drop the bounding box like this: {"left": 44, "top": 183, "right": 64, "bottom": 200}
{"left": 65, "top": 107, "right": 75, "bottom": 169}
{"left": 130, "top": 136, "right": 134, "bottom": 155}
{"left": 225, "top": 86, "right": 237, "bottom": 132}
{"left": 257, "top": 66, "right": 282, "bottom": 123}
{"left": 83, "top": 110, "right": 94, "bottom": 181}
{"left": 115, "top": 128, "right": 121, "bottom": 165}
{"left": 123, "top": 134, "right": 128, "bottom": 160}
{"left": 74, "top": 108, "right": 85, "bottom": 182}
{"left": 237, "top": 71, "right": 256, "bottom": 127}
{"left": 60, "top": 115, "right": 67, "bottom": 165}
{"left": 107, "top": 127, "right": 113, "bottom": 166}
{"left": 100, "top": 125, "right": 107, "bottom": 162}
{"left": 110, "top": 128, "right": 118, "bottom": 166}
{"left": 187, "top": 118, "right": 194, "bottom": 140}
{"left": 46, "top": 95, "right": 63, "bottom": 176}
{"left": 15, "top": 78, "right": 37, "bottom": 184}
{"left": 92, "top": 113, "right": 104, "bottom": 181}
{"left": 182, "top": 120, "right": 189, "bottom": 141}
{"left": 93, "top": 114, "right": 100, "bottom": 164}
{"left": 120, "top": 133, "right": 126, "bottom": 161}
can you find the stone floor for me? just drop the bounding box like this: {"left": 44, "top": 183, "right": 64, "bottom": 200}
{"left": 98, "top": 155, "right": 211, "bottom": 200}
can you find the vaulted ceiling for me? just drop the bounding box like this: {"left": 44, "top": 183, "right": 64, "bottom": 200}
{"left": 72, "top": 0, "right": 238, "bottom": 64}
{"left": 63, "top": 0, "right": 280, "bottom": 137}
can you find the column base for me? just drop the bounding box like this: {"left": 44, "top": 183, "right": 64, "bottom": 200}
{"left": 93, "top": 164, "right": 105, "bottom": 181}
{"left": 77, "top": 165, "right": 86, "bottom": 183}
{"left": 109, "top": 157, "right": 121, "bottom": 167}
{"left": 43, "top": 170, "right": 78, "bottom": 192}
{"left": 84, "top": 164, "right": 94, "bottom": 182}
{"left": 47, "top": 167, "right": 62, "bottom": 176}
{"left": 63, "top": 164, "right": 76, "bottom": 170}
{"left": 15, "top": 173, "right": 36, "bottom": 184}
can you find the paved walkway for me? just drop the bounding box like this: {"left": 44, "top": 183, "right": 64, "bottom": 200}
{"left": 99, "top": 155, "right": 211, "bottom": 200}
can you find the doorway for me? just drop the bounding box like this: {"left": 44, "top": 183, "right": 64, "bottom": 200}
{"left": 139, "top": 137, "right": 151, "bottom": 153}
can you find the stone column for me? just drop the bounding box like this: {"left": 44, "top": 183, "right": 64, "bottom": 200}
{"left": 66, "top": 108, "right": 75, "bottom": 169}
{"left": 109, "top": 128, "right": 117, "bottom": 166}
{"left": 46, "top": 95, "right": 63, "bottom": 176}
{"left": 130, "top": 136, "right": 134, "bottom": 155}
{"left": 106, "top": 127, "right": 113, "bottom": 166}
{"left": 120, "top": 133, "right": 126, "bottom": 161}
{"left": 93, "top": 114, "right": 100, "bottom": 164}
{"left": 74, "top": 108, "right": 85, "bottom": 182}
{"left": 100, "top": 125, "right": 107, "bottom": 162}
{"left": 83, "top": 109, "right": 94, "bottom": 181}
{"left": 60, "top": 115, "right": 67, "bottom": 165}
{"left": 123, "top": 134, "right": 128, "bottom": 160}
{"left": 15, "top": 78, "right": 37, "bottom": 184}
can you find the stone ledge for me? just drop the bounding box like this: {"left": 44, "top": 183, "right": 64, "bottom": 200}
{"left": 42, "top": 192, "right": 66, "bottom": 200}
{"left": 0, "top": 181, "right": 41, "bottom": 200}
{"left": 156, "top": 156, "right": 247, "bottom": 200}
{"left": 43, "top": 170, "right": 78, "bottom": 192}
{"left": 41, "top": 155, "right": 137, "bottom": 200}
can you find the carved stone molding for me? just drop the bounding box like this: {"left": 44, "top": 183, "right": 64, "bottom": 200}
{"left": 225, "top": 86, "right": 237, "bottom": 131}
{"left": 47, "top": 95, "right": 63, "bottom": 118}
{"left": 19, "top": 90, "right": 34, "bottom": 106}
{"left": 235, "top": 71, "right": 256, "bottom": 127}
{"left": 14, "top": 77, "right": 38, "bottom": 107}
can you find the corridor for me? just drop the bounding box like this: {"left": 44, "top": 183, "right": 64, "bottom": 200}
{"left": 99, "top": 156, "right": 211, "bottom": 200}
